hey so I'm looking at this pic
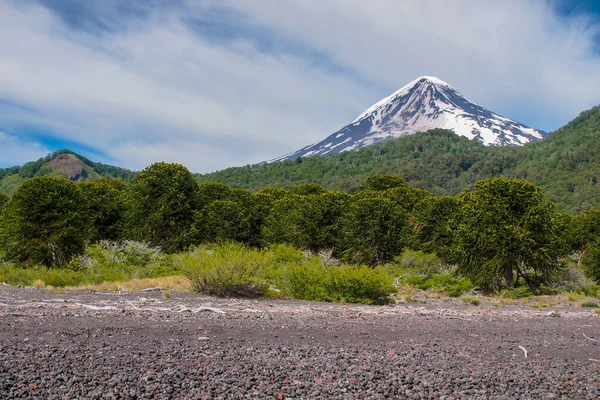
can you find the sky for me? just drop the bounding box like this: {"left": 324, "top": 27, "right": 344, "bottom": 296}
{"left": 1, "top": 0, "right": 600, "bottom": 172}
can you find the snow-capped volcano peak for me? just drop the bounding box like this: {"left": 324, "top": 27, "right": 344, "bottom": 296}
{"left": 270, "top": 76, "right": 546, "bottom": 162}
{"left": 352, "top": 76, "right": 454, "bottom": 123}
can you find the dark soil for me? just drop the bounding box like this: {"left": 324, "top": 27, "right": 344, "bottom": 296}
{"left": 1, "top": 287, "right": 599, "bottom": 399}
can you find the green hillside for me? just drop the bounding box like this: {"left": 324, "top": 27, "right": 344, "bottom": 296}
{"left": 0, "top": 150, "right": 135, "bottom": 195}
{"left": 197, "top": 106, "right": 600, "bottom": 213}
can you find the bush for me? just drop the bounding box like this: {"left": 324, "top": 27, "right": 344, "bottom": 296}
{"left": 0, "top": 241, "right": 177, "bottom": 288}
{"left": 389, "top": 250, "right": 472, "bottom": 297}
{"left": 394, "top": 250, "right": 446, "bottom": 276}
{"left": 68, "top": 240, "right": 175, "bottom": 278}
{"left": 400, "top": 273, "right": 473, "bottom": 297}
{"left": 499, "top": 287, "right": 534, "bottom": 299}
{"left": 176, "top": 242, "right": 271, "bottom": 297}
{"left": 460, "top": 295, "right": 481, "bottom": 306}
{"left": 278, "top": 257, "right": 395, "bottom": 305}
{"left": 176, "top": 243, "right": 396, "bottom": 304}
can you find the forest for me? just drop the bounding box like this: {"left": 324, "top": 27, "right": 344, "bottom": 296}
{"left": 197, "top": 106, "right": 600, "bottom": 214}
{"left": 0, "top": 162, "right": 599, "bottom": 305}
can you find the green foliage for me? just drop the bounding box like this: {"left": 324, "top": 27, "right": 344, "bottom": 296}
{"left": 412, "top": 196, "right": 460, "bottom": 260}
{"left": 177, "top": 242, "right": 271, "bottom": 297}
{"left": 340, "top": 196, "right": 410, "bottom": 266}
{"left": 0, "top": 192, "right": 8, "bottom": 211}
{"left": 197, "top": 182, "right": 234, "bottom": 208}
{"left": 197, "top": 108, "right": 600, "bottom": 213}
{"left": 460, "top": 295, "right": 481, "bottom": 306}
{"left": 359, "top": 175, "right": 409, "bottom": 191}
{"left": 0, "top": 177, "right": 88, "bottom": 267}
{"left": 79, "top": 179, "right": 130, "bottom": 242}
{"left": 289, "top": 183, "right": 326, "bottom": 196}
{"left": 0, "top": 150, "right": 135, "bottom": 196}
{"left": 394, "top": 250, "right": 445, "bottom": 276}
{"left": 175, "top": 243, "right": 395, "bottom": 304}
{"left": 581, "top": 301, "right": 599, "bottom": 308}
{"left": 127, "top": 162, "right": 200, "bottom": 253}
{"left": 279, "top": 260, "right": 395, "bottom": 305}
{"left": 198, "top": 200, "right": 248, "bottom": 244}
{"left": 264, "top": 191, "right": 349, "bottom": 253}
{"left": 382, "top": 185, "right": 432, "bottom": 214}
{"left": 454, "top": 178, "right": 565, "bottom": 291}
{"left": 0, "top": 240, "right": 176, "bottom": 287}
{"left": 583, "top": 237, "right": 600, "bottom": 282}
{"left": 499, "top": 287, "right": 534, "bottom": 299}
{"left": 391, "top": 250, "right": 473, "bottom": 297}
{"left": 401, "top": 274, "right": 473, "bottom": 297}
{"left": 69, "top": 240, "right": 176, "bottom": 277}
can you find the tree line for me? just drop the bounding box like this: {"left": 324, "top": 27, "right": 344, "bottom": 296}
{"left": 197, "top": 106, "right": 600, "bottom": 213}
{"left": 0, "top": 162, "right": 599, "bottom": 292}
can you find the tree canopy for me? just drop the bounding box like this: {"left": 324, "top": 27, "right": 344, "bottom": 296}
{"left": 454, "top": 178, "right": 564, "bottom": 290}
{"left": 0, "top": 177, "right": 88, "bottom": 267}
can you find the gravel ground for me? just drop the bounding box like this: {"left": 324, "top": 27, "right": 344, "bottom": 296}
{"left": 1, "top": 287, "right": 599, "bottom": 399}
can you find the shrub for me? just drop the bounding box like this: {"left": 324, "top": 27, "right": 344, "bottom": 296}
{"left": 460, "top": 295, "right": 481, "bottom": 306}
{"left": 68, "top": 240, "right": 174, "bottom": 278}
{"left": 499, "top": 287, "right": 533, "bottom": 299}
{"left": 581, "top": 301, "right": 600, "bottom": 308}
{"left": 400, "top": 273, "right": 473, "bottom": 297}
{"left": 176, "top": 242, "right": 271, "bottom": 297}
{"left": 394, "top": 250, "right": 446, "bottom": 276}
{"left": 278, "top": 258, "right": 395, "bottom": 305}
{"left": 327, "top": 265, "right": 396, "bottom": 305}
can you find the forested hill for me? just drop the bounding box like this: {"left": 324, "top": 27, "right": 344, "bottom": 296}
{"left": 197, "top": 106, "right": 600, "bottom": 213}
{"left": 0, "top": 150, "right": 135, "bottom": 195}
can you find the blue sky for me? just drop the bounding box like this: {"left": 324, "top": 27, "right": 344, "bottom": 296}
{"left": 1, "top": 0, "right": 600, "bottom": 172}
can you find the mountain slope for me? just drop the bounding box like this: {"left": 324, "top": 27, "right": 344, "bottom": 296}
{"left": 198, "top": 107, "right": 600, "bottom": 213}
{"left": 0, "top": 150, "right": 135, "bottom": 195}
{"left": 271, "top": 76, "right": 545, "bottom": 162}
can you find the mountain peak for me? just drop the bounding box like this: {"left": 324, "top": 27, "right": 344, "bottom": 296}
{"left": 352, "top": 76, "right": 453, "bottom": 123}
{"left": 270, "top": 77, "right": 546, "bottom": 162}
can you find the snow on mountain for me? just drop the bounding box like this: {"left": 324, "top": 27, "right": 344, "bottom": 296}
{"left": 270, "top": 76, "right": 546, "bottom": 162}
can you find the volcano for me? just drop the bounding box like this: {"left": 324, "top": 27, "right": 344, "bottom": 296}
{"left": 271, "top": 76, "right": 545, "bottom": 162}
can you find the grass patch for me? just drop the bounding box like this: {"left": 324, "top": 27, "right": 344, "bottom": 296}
{"left": 581, "top": 301, "right": 600, "bottom": 308}
{"left": 567, "top": 292, "right": 587, "bottom": 301}
{"left": 460, "top": 294, "right": 481, "bottom": 306}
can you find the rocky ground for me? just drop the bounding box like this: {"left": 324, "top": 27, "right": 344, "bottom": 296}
{"left": 0, "top": 287, "right": 599, "bottom": 399}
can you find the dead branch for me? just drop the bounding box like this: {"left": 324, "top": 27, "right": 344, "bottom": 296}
{"left": 583, "top": 333, "right": 599, "bottom": 343}
{"left": 518, "top": 345, "right": 528, "bottom": 358}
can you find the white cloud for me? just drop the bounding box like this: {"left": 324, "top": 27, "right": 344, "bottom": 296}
{"left": 218, "top": 0, "right": 600, "bottom": 130}
{"left": 0, "top": 132, "right": 50, "bottom": 166}
{"left": 0, "top": 0, "right": 599, "bottom": 171}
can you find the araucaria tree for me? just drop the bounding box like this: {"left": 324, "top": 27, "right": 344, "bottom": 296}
{"left": 454, "top": 178, "right": 564, "bottom": 291}
{"left": 127, "top": 162, "right": 200, "bottom": 253}
{"left": 79, "top": 179, "right": 131, "bottom": 243}
{"left": 0, "top": 177, "right": 88, "bottom": 267}
{"left": 0, "top": 192, "right": 8, "bottom": 211}
{"left": 340, "top": 196, "right": 410, "bottom": 266}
